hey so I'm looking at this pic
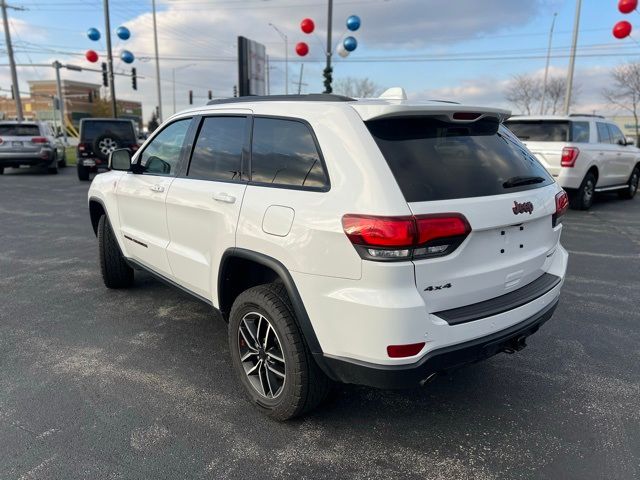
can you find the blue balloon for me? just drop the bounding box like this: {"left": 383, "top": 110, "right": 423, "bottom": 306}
{"left": 343, "top": 36, "right": 358, "bottom": 52}
{"left": 87, "top": 27, "right": 101, "bottom": 41}
{"left": 116, "top": 26, "right": 131, "bottom": 40}
{"left": 120, "top": 50, "right": 135, "bottom": 64}
{"left": 346, "top": 15, "right": 361, "bottom": 31}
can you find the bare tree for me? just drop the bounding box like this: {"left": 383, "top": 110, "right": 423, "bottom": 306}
{"left": 505, "top": 74, "right": 541, "bottom": 115}
{"left": 603, "top": 62, "right": 640, "bottom": 145}
{"left": 333, "top": 77, "right": 382, "bottom": 98}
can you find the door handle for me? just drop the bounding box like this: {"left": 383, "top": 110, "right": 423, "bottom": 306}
{"left": 212, "top": 192, "right": 236, "bottom": 204}
{"left": 149, "top": 184, "right": 165, "bottom": 193}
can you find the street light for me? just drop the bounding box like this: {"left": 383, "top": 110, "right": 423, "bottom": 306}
{"left": 269, "top": 22, "right": 288, "bottom": 95}
{"left": 172, "top": 63, "right": 195, "bottom": 114}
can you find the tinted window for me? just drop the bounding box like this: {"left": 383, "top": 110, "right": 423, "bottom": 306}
{"left": 571, "top": 121, "right": 590, "bottom": 143}
{"left": 188, "top": 116, "right": 246, "bottom": 181}
{"left": 366, "top": 117, "right": 553, "bottom": 203}
{"left": 251, "top": 118, "right": 328, "bottom": 189}
{"left": 597, "top": 122, "right": 611, "bottom": 144}
{"left": 81, "top": 120, "right": 135, "bottom": 142}
{"left": 608, "top": 124, "right": 625, "bottom": 145}
{"left": 139, "top": 119, "right": 190, "bottom": 176}
{"left": 504, "top": 121, "right": 569, "bottom": 142}
{"left": 0, "top": 124, "right": 40, "bottom": 136}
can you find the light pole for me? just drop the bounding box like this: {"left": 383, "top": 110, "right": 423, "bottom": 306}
{"left": 172, "top": 63, "right": 195, "bottom": 115}
{"left": 269, "top": 23, "right": 288, "bottom": 94}
{"left": 102, "top": 0, "right": 117, "bottom": 117}
{"left": 540, "top": 12, "right": 557, "bottom": 115}
{"left": 564, "top": 0, "right": 582, "bottom": 115}
{"left": 151, "top": 0, "right": 163, "bottom": 122}
{"left": 1, "top": 0, "right": 23, "bottom": 121}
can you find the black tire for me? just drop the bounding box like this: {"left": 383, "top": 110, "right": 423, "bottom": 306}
{"left": 47, "top": 152, "right": 58, "bottom": 174}
{"left": 0, "top": 167, "right": 4, "bottom": 175}
{"left": 569, "top": 171, "right": 597, "bottom": 210}
{"left": 98, "top": 215, "right": 134, "bottom": 289}
{"left": 618, "top": 166, "right": 639, "bottom": 200}
{"left": 77, "top": 164, "right": 90, "bottom": 181}
{"left": 57, "top": 150, "right": 67, "bottom": 168}
{"left": 93, "top": 134, "right": 121, "bottom": 161}
{"left": 229, "top": 283, "right": 330, "bottom": 420}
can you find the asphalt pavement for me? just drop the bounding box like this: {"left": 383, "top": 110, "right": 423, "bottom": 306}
{"left": 1, "top": 165, "right": 639, "bottom": 480}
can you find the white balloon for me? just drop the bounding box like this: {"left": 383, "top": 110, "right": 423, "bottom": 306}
{"left": 337, "top": 43, "right": 350, "bottom": 58}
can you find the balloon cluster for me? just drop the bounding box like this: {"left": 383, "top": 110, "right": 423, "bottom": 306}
{"left": 295, "top": 14, "right": 361, "bottom": 58}
{"left": 85, "top": 26, "right": 135, "bottom": 64}
{"left": 613, "top": 0, "right": 637, "bottom": 39}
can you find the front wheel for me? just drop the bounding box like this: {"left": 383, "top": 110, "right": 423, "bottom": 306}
{"left": 98, "top": 215, "right": 134, "bottom": 289}
{"left": 569, "top": 171, "right": 596, "bottom": 210}
{"left": 47, "top": 153, "right": 58, "bottom": 174}
{"left": 58, "top": 150, "right": 67, "bottom": 168}
{"left": 618, "top": 166, "right": 639, "bottom": 200}
{"left": 228, "top": 283, "right": 330, "bottom": 420}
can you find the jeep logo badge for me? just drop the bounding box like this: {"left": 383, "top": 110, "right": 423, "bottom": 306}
{"left": 512, "top": 201, "right": 534, "bottom": 215}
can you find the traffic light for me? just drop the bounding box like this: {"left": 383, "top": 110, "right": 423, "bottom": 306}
{"left": 233, "top": 85, "right": 237, "bottom": 97}
{"left": 131, "top": 68, "right": 137, "bottom": 90}
{"left": 88, "top": 91, "right": 93, "bottom": 103}
{"left": 188, "top": 90, "right": 193, "bottom": 105}
{"left": 323, "top": 66, "right": 333, "bottom": 93}
{"left": 10, "top": 85, "right": 14, "bottom": 99}
{"left": 208, "top": 90, "right": 212, "bottom": 100}
{"left": 101, "top": 62, "right": 108, "bottom": 87}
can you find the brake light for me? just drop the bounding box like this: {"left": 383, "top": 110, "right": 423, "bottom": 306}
{"left": 387, "top": 342, "right": 426, "bottom": 358}
{"left": 78, "top": 143, "right": 88, "bottom": 152}
{"left": 342, "top": 213, "right": 471, "bottom": 261}
{"left": 31, "top": 136, "right": 48, "bottom": 144}
{"left": 553, "top": 190, "right": 569, "bottom": 227}
{"left": 561, "top": 146, "right": 579, "bottom": 167}
{"left": 452, "top": 112, "right": 482, "bottom": 121}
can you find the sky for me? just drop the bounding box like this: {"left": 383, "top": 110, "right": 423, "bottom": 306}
{"left": 0, "top": 0, "right": 637, "bottom": 123}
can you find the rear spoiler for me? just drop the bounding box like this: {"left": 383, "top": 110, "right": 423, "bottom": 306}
{"left": 351, "top": 103, "right": 511, "bottom": 123}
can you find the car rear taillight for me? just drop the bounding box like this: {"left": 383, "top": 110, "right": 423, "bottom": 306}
{"left": 452, "top": 112, "right": 482, "bottom": 121}
{"left": 553, "top": 190, "right": 569, "bottom": 227}
{"left": 31, "top": 136, "right": 48, "bottom": 144}
{"left": 561, "top": 147, "right": 579, "bottom": 167}
{"left": 342, "top": 213, "right": 471, "bottom": 261}
{"left": 0, "top": 137, "right": 3, "bottom": 145}
{"left": 387, "top": 342, "right": 425, "bottom": 358}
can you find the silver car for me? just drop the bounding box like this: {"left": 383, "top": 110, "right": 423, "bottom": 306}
{"left": 0, "top": 121, "right": 66, "bottom": 175}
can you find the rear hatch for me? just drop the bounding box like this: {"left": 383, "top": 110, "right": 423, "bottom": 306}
{"left": 0, "top": 123, "right": 44, "bottom": 154}
{"left": 79, "top": 120, "right": 137, "bottom": 162}
{"left": 504, "top": 119, "right": 586, "bottom": 176}
{"left": 364, "top": 113, "right": 561, "bottom": 313}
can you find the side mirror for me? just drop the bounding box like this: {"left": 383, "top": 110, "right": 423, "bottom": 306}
{"left": 109, "top": 148, "right": 132, "bottom": 171}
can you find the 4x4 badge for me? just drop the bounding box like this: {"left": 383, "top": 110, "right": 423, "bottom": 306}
{"left": 424, "top": 283, "right": 452, "bottom": 292}
{"left": 512, "top": 201, "right": 534, "bottom": 215}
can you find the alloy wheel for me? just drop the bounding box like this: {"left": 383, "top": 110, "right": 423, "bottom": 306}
{"left": 98, "top": 137, "right": 118, "bottom": 155}
{"left": 237, "top": 311, "right": 286, "bottom": 399}
{"left": 583, "top": 179, "right": 595, "bottom": 204}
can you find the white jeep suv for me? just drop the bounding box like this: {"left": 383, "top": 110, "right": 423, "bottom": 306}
{"left": 88, "top": 92, "right": 569, "bottom": 420}
{"left": 505, "top": 115, "right": 640, "bottom": 210}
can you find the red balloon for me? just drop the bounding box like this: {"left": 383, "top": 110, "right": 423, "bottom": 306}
{"left": 613, "top": 20, "right": 633, "bottom": 39}
{"left": 619, "top": 0, "right": 638, "bottom": 14}
{"left": 301, "top": 18, "right": 315, "bottom": 34}
{"left": 295, "top": 42, "right": 309, "bottom": 56}
{"left": 85, "top": 49, "right": 99, "bottom": 63}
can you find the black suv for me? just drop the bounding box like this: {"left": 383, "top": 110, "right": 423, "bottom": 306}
{"left": 77, "top": 118, "right": 138, "bottom": 181}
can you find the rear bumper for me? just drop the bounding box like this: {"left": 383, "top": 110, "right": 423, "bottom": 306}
{"left": 0, "top": 150, "right": 54, "bottom": 166}
{"left": 78, "top": 157, "right": 108, "bottom": 170}
{"left": 318, "top": 298, "right": 558, "bottom": 389}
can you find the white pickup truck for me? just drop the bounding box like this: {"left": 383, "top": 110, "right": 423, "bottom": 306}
{"left": 505, "top": 115, "right": 640, "bottom": 210}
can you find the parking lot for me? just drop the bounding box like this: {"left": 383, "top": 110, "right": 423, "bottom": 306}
{"left": 0, "top": 166, "right": 638, "bottom": 479}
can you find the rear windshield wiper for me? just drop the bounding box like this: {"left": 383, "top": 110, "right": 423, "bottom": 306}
{"left": 503, "top": 176, "right": 546, "bottom": 188}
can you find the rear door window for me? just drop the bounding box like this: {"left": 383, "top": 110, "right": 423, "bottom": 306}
{"left": 0, "top": 124, "right": 40, "bottom": 136}
{"left": 597, "top": 122, "right": 612, "bottom": 144}
{"left": 366, "top": 116, "right": 553, "bottom": 203}
{"left": 504, "top": 121, "right": 569, "bottom": 142}
{"left": 81, "top": 121, "right": 135, "bottom": 143}
{"left": 187, "top": 116, "right": 247, "bottom": 182}
{"left": 571, "top": 121, "right": 590, "bottom": 143}
{"left": 250, "top": 117, "right": 329, "bottom": 189}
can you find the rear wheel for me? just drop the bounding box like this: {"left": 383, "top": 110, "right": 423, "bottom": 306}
{"left": 57, "top": 150, "right": 67, "bottom": 168}
{"left": 77, "top": 164, "right": 90, "bottom": 181}
{"left": 569, "top": 171, "right": 596, "bottom": 210}
{"left": 98, "top": 215, "right": 134, "bottom": 289}
{"left": 0, "top": 167, "right": 4, "bottom": 175}
{"left": 618, "top": 166, "right": 639, "bottom": 200}
{"left": 47, "top": 153, "right": 58, "bottom": 174}
{"left": 228, "top": 283, "right": 330, "bottom": 420}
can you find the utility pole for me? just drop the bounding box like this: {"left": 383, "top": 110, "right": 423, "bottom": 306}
{"left": 103, "top": 0, "right": 117, "bottom": 117}
{"left": 266, "top": 54, "right": 270, "bottom": 95}
{"left": 152, "top": 0, "right": 163, "bottom": 122}
{"left": 1, "top": 0, "right": 23, "bottom": 121}
{"left": 294, "top": 64, "right": 307, "bottom": 94}
{"left": 540, "top": 13, "right": 557, "bottom": 115}
{"left": 52, "top": 61, "right": 68, "bottom": 144}
{"left": 323, "top": 0, "right": 333, "bottom": 93}
{"left": 563, "top": 0, "right": 582, "bottom": 115}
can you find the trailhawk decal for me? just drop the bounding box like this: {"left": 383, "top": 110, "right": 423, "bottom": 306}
{"left": 512, "top": 200, "right": 534, "bottom": 215}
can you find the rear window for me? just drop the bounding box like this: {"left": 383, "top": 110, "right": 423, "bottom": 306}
{"left": 0, "top": 124, "right": 40, "bottom": 136}
{"left": 81, "top": 121, "right": 135, "bottom": 142}
{"left": 366, "top": 116, "right": 553, "bottom": 203}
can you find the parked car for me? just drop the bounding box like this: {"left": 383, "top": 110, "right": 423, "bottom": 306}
{"left": 77, "top": 118, "right": 139, "bottom": 181}
{"left": 88, "top": 92, "right": 568, "bottom": 420}
{"left": 0, "top": 120, "right": 66, "bottom": 174}
{"left": 504, "top": 115, "right": 640, "bottom": 210}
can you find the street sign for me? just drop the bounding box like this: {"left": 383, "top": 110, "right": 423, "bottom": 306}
{"left": 237, "top": 36, "right": 266, "bottom": 96}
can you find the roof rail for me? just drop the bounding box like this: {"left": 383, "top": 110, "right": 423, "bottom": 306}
{"left": 207, "top": 93, "right": 355, "bottom": 105}
{"left": 426, "top": 99, "right": 461, "bottom": 105}
{"left": 568, "top": 113, "right": 605, "bottom": 119}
